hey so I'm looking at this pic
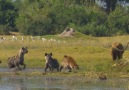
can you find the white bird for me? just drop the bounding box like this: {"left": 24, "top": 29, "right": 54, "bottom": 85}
{"left": 42, "top": 38, "right": 46, "bottom": 42}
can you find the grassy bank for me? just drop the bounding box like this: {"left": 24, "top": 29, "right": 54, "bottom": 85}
{"left": 0, "top": 33, "right": 129, "bottom": 77}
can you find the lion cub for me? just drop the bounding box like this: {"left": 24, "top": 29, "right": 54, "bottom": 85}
{"left": 59, "top": 55, "right": 79, "bottom": 72}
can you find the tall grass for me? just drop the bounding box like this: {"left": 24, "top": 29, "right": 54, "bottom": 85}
{"left": 0, "top": 34, "right": 129, "bottom": 74}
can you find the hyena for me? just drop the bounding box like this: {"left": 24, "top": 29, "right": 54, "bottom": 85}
{"left": 7, "top": 47, "right": 28, "bottom": 69}
{"left": 44, "top": 53, "right": 59, "bottom": 72}
{"left": 60, "top": 55, "right": 79, "bottom": 72}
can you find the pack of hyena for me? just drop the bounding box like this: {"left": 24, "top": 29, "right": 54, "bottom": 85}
{"left": 7, "top": 47, "right": 79, "bottom": 72}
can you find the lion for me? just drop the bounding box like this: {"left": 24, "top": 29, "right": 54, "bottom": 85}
{"left": 7, "top": 47, "right": 28, "bottom": 69}
{"left": 110, "top": 42, "right": 129, "bottom": 61}
{"left": 59, "top": 55, "right": 79, "bottom": 72}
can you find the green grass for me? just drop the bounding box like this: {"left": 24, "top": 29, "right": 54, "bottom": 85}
{"left": 0, "top": 33, "right": 129, "bottom": 77}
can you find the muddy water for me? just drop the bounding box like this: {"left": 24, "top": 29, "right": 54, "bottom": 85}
{"left": 1, "top": 76, "right": 129, "bottom": 90}
{"left": 0, "top": 69, "right": 129, "bottom": 90}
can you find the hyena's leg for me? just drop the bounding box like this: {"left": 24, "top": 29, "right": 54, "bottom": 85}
{"left": 23, "top": 63, "right": 26, "bottom": 69}
{"left": 8, "top": 63, "right": 15, "bottom": 69}
{"left": 48, "top": 66, "right": 52, "bottom": 71}
{"left": 67, "top": 66, "right": 72, "bottom": 72}
{"left": 13, "top": 59, "right": 22, "bottom": 70}
{"left": 15, "top": 63, "right": 22, "bottom": 70}
{"left": 44, "top": 63, "right": 49, "bottom": 72}
{"left": 51, "top": 67, "right": 53, "bottom": 71}
{"left": 57, "top": 67, "right": 59, "bottom": 71}
{"left": 59, "top": 66, "right": 63, "bottom": 72}
{"left": 20, "top": 63, "right": 26, "bottom": 69}
{"left": 8, "top": 59, "right": 15, "bottom": 69}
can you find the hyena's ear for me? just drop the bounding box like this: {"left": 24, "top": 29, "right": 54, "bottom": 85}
{"left": 19, "top": 47, "right": 23, "bottom": 53}
{"left": 50, "top": 53, "right": 52, "bottom": 56}
{"left": 45, "top": 53, "right": 47, "bottom": 56}
{"left": 0, "top": 60, "right": 2, "bottom": 63}
{"left": 22, "top": 47, "right": 24, "bottom": 49}
{"left": 64, "top": 55, "right": 68, "bottom": 58}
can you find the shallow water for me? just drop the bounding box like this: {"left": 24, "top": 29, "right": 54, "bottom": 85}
{"left": 1, "top": 76, "right": 129, "bottom": 90}
{"left": 0, "top": 68, "right": 129, "bottom": 90}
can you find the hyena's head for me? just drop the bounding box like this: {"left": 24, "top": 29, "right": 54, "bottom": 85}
{"left": 73, "top": 65, "right": 79, "bottom": 69}
{"left": 45, "top": 53, "right": 52, "bottom": 62}
{"left": 69, "top": 63, "right": 79, "bottom": 70}
{"left": 20, "top": 47, "right": 28, "bottom": 55}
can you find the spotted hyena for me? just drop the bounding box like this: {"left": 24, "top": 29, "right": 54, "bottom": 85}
{"left": 60, "top": 55, "right": 79, "bottom": 72}
{"left": 7, "top": 47, "right": 28, "bottom": 69}
{"left": 44, "top": 53, "right": 59, "bottom": 72}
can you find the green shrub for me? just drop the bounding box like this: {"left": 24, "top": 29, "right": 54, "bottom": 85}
{"left": 0, "top": 25, "right": 10, "bottom": 35}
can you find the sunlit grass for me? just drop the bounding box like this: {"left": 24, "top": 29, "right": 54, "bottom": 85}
{"left": 0, "top": 34, "right": 129, "bottom": 76}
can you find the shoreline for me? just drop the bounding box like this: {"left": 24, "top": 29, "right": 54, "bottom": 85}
{"left": 0, "top": 68, "right": 129, "bottom": 79}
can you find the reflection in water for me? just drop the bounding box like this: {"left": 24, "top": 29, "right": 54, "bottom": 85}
{"left": 0, "top": 76, "right": 27, "bottom": 90}
{"left": 0, "top": 76, "right": 129, "bottom": 90}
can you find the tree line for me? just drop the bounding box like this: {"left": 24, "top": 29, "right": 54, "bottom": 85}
{"left": 0, "top": 0, "right": 129, "bottom": 36}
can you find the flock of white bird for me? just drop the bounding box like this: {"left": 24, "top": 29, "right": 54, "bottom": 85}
{"left": 0, "top": 35, "right": 66, "bottom": 43}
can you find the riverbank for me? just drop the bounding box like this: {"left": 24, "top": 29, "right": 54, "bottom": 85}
{"left": 0, "top": 68, "right": 129, "bottom": 79}
{"left": 0, "top": 34, "right": 129, "bottom": 79}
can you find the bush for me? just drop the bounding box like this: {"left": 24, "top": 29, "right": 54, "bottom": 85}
{"left": 0, "top": 25, "right": 10, "bottom": 35}
{"left": 107, "top": 7, "right": 129, "bottom": 36}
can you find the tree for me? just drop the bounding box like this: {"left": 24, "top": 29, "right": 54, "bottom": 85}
{"left": 15, "top": 0, "right": 129, "bottom": 36}
{"left": 104, "top": 0, "right": 117, "bottom": 14}
{"left": 107, "top": 6, "right": 129, "bottom": 35}
{"left": 98, "top": 0, "right": 129, "bottom": 14}
{"left": 0, "top": 0, "right": 18, "bottom": 33}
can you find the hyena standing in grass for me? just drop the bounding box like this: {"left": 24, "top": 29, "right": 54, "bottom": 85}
{"left": 60, "top": 55, "right": 79, "bottom": 72}
{"left": 7, "top": 47, "right": 28, "bottom": 70}
{"left": 44, "top": 53, "right": 59, "bottom": 72}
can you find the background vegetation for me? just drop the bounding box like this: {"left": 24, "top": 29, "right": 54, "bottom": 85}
{"left": 0, "top": 0, "right": 129, "bottom": 36}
